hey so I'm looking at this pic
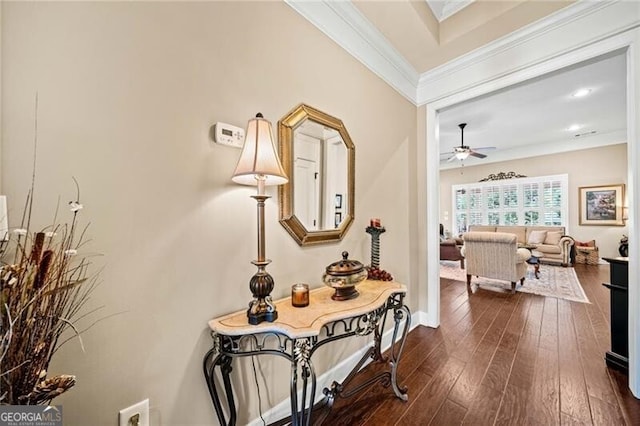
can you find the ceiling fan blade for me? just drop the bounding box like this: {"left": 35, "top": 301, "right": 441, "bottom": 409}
{"left": 446, "top": 154, "right": 458, "bottom": 162}
{"left": 469, "top": 151, "right": 487, "bottom": 159}
{"left": 472, "top": 146, "right": 496, "bottom": 151}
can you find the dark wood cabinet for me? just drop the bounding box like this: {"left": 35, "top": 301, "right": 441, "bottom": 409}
{"left": 602, "top": 257, "right": 629, "bottom": 372}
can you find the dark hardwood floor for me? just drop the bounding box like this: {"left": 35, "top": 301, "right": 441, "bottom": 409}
{"left": 321, "top": 263, "right": 640, "bottom": 425}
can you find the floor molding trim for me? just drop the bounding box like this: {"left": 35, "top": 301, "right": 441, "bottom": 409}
{"left": 416, "top": 310, "right": 437, "bottom": 328}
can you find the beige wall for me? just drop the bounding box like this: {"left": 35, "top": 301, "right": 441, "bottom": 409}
{"left": 1, "top": 2, "right": 416, "bottom": 424}
{"left": 440, "top": 144, "right": 628, "bottom": 258}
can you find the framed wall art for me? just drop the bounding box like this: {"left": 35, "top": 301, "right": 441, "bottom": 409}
{"left": 579, "top": 184, "right": 625, "bottom": 226}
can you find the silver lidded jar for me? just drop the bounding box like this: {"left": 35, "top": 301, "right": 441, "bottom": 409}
{"left": 322, "top": 251, "right": 368, "bottom": 301}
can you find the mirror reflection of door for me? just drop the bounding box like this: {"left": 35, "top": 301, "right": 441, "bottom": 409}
{"left": 294, "top": 119, "right": 348, "bottom": 231}
{"left": 293, "top": 133, "right": 321, "bottom": 230}
{"left": 324, "top": 137, "right": 347, "bottom": 229}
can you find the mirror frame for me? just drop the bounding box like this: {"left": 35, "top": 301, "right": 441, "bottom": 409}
{"left": 278, "top": 104, "right": 355, "bottom": 246}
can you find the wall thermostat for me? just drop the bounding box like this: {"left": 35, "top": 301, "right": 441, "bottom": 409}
{"left": 213, "top": 122, "right": 245, "bottom": 148}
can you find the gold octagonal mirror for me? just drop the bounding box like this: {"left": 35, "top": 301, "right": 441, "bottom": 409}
{"left": 278, "top": 104, "right": 355, "bottom": 246}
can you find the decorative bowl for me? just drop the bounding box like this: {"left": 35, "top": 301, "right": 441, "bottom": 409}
{"left": 322, "top": 251, "right": 368, "bottom": 301}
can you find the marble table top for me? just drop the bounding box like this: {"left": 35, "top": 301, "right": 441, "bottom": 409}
{"left": 209, "top": 280, "right": 406, "bottom": 339}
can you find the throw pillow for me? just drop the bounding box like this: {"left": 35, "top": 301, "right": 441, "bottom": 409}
{"left": 527, "top": 230, "right": 547, "bottom": 244}
{"left": 576, "top": 240, "right": 596, "bottom": 247}
{"left": 545, "top": 231, "right": 563, "bottom": 245}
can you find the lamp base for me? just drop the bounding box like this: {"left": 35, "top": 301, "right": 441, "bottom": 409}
{"left": 247, "top": 269, "right": 278, "bottom": 325}
{"left": 247, "top": 300, "right": 278, "bottom": 325}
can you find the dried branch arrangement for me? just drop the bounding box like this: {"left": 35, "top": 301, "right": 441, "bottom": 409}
{"left": 0, "top": 182, "right": 101, "bottom": 404}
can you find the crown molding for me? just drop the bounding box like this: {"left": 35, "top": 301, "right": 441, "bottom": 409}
{"left": 426, "top": 0, "right": 475, "bottom": 23}
{"left": 416, "top": 1, "right": 636, "bottom": 104}
{"left": 285, "top": 0, "right": 419, "bottom": 104}
{"left": 287, "top": 1, "right": 636, "bottom": 108}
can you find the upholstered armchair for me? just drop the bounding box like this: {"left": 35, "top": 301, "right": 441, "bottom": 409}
{"left": 461, "top": 231, "right": 531, "bottom": 293}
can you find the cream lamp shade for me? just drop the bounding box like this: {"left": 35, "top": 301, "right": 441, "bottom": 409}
{"left": 232, "top": 113, "right": 288, "bottom": 188}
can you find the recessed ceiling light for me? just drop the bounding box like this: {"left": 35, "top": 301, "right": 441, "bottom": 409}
{"left": 567, "top": 124, "right": 581, "bottom": 132}
{"left": 572, "top": 88, "right": 592, "bottom": 98}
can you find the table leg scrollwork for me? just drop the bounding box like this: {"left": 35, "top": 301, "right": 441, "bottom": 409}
{"left": 356, "top": 307, "right": 386, "bottom": 362}
{"left": 291, "top": 338, "right": 316, "bottom": 426}
{"left": 315, "top": 296, "right": 410, "bottom": 424}
{"left": 388, "top": 304, "right": 411, "bottom": 400}
{"left": 203, "top": 333, "right": 237, "bottom": 426}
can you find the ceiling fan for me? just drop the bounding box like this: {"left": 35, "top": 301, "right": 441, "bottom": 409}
{"left": 443, "top": 123, "right": 495, "bottom": 162}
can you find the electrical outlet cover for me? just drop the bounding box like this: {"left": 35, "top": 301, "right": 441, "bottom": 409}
{"left": 119, "top": 399, "right": 149, "bottom": 426}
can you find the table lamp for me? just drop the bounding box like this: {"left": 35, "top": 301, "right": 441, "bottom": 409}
{"left": 232, "top": 113, "right": 288, "bottom": 325}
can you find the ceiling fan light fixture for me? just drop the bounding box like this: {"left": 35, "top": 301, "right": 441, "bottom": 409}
{"left": 455, "top": 151, "right": 470, "bottom": 160}
{"left": 566, "top": 124, "right": 581, "bottom": 132}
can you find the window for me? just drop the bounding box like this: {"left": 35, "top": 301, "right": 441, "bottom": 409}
{"left": 485, "top": 186, "right": 500, "bottom": 210}
{"left": 452, "top": 174, "right": 568, "bottom": 234}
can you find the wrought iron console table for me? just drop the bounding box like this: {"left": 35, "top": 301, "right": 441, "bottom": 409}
{"left": 203, "top": 280, "right": 411, "bottom": 426}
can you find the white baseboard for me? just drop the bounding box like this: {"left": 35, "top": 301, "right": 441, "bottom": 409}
{"left": 410, "top": 311, "right": 422, "bottom": 331}
{"left": 247, "top": 311, "right": 422, "bottom": 425}
{"left": 415, "top": 310, "right": 433, "bottom": 327}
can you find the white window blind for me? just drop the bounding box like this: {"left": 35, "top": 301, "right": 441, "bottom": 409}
{"left": 543, "top": 180, "right": 563, "bottom": 225}
{"left": 452, "top": 174, "right": 568, "bottom": 234}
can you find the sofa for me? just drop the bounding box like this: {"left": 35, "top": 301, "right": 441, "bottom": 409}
{"left": 461, "top": 231, "right": 531, "bottom": 293}
{"left": 467, "top": 225, "right": 574, "bottom": 266}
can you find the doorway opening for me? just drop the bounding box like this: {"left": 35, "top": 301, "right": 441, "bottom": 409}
{"left": 421, "top": 33, "right": 637, "bottom": 396}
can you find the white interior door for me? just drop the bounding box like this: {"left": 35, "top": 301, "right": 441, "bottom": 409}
{"left": 294, "top": 134, "right": 321, "bottom": 230}
{"left": 294, "top": 158, "right": 319, "bottom": 230}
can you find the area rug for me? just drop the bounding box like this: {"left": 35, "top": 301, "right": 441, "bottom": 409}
{"left": 439, "top": 261, "right": 590, "bottom": 304}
